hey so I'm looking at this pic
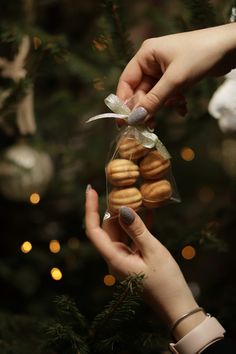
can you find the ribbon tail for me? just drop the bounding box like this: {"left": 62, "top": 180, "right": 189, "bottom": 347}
{"left": 86, "top": 113, "right": 128, "bottom": 123}
{"left": 156, "top": 138, "right": 171, "bottom": 159}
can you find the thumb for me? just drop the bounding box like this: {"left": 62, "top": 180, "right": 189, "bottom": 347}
{"left": 138, "top": 68, "right": 181, "bottom": 115}
{"left": 119, "top": 206, "right": 155, "bottom": 255}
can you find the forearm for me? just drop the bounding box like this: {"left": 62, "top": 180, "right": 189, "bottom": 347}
{"left": 210, "top": 23, "right": 236, "bottom": 73}
{"left": 145, "top": 276, "right": 206, "bottom": 341}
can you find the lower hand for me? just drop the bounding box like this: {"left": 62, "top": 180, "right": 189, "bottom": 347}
{"left": 85, "top": 186, "right": 206, "bottom": 339}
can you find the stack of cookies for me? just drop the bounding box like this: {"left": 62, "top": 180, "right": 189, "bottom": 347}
{"left": 106, "top": 135, "right": 172, "bottom": 214}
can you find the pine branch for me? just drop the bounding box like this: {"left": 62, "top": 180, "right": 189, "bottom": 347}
{"left": 101, "top": 0, "right": 134, "bottom": 67}
{"left": 182, "top": 0, "right": 217, "bottom": 29}
{"left": 44, "top": 322, "right": 90, "bottom": 354}
{"left": 53, "top": 295, "right": 88, "bottom": 334}
{"left": 91, "top": 273, "right": 145, "bottom": 339}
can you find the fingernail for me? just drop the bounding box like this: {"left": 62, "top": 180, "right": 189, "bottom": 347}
{"left": 119, "top": 206, "right": 135, "bottom": 225}
{"left": 86, "top": 184, "right": 92, "bottom": 194}
{"left": 128, "top": 107, "right": 148, "bottom": 125}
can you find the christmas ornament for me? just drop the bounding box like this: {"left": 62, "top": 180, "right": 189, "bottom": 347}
{"left": 208, "top": 69, "right": 236, "bottom": 133}
{"left": 208, "top": 6, "right": 236, "bottom": 133}
{"left": 0, "top": 143, "right": 53, "bottom": 201}
{"left": 0, "top": 35, "right": 36, "bottom": 135}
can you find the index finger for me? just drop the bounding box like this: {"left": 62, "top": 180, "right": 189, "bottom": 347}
{"left": 116, "top": 56, "right": 142, "bottom": 101}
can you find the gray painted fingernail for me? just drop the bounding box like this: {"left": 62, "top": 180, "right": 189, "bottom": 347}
{"left": 119, "top": 206, "right": 135, "bottom": 225}
{"left": 128, "top": 107, "right": 148, "bottom": 125}
{"left": 86, "top": 184, "right": 92, "bottom": 194}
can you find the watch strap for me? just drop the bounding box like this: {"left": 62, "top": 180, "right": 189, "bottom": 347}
{"left": 169, "top": 316, "right": 225, "bottom": 354}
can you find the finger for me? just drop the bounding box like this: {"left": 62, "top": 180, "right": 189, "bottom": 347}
{"left": 138, "top": 66, "right": 183, "bottom": 115}
{"left": 85, "top": 187, "right": 119, "bottom": 262}
{"left": 164, "top": 94, "right": 186, "bottom": 107}
{"left": 119, "top": 206, "right": 156, "bottom": 256}
{"left": 116, "top": 56, "right": 142, "bottom": 101}
{"left": 102, "top": 217, "right": 129, "bottom": 244}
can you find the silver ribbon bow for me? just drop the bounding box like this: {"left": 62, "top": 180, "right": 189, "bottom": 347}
{"left": 86, "top": 94, "right": 170, "bottom": 159}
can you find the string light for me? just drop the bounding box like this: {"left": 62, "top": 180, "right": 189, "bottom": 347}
{"left": 21, "top": 241, "right": 32, "bottom": 253}
{"left": 92, "top": 38, "right": 108, "bottom": 51}
{"left": 50, "top": 267, "right": 62, "bottom": 281}
{"left": 180, "top": 147, "right": 195, "bottom": 161}
{"left": 103, "top": 274, "right": 116, "bottom": 287}
{"left": 29, "top": 192, "right": 40, "bottom": 204}
{"left": 49, "top": 240, "right": 61, "bottom": 253}
{"left": 93, "top": 77, "right": 105, "bottom": 91}
{"left": 181, "top": 245, "right": 196, "bottom": 260}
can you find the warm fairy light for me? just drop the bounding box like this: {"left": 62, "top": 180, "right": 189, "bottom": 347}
{"left": 181, "top": 245, "right": 196, "bottom": 260}
{"left": 21, "top": 241, "right": 32, "bottom": 253}
{"left": 51, "top": 267, "right": 62, "bottom": 281}
{"left": 49, "top": 240, "right": 61, "bottom": 253}
{"left": 93, "top": 77, "right": 105, "bottom": 91}
{"left": 104, "top": 274, "right": 116, "bottom": 287}
{"left": 180, "top": 147, "right": 195, "bottom": 161}
{"left": 198, "top": 186, "right": 215, "bottom": 203}
{"left": 67, "top": 237, "right": 80, "bottom": 250}
{"left": 30, "top": 193, "right": 40, "bottom": 204}
{"left": 92, "top": 38, "right": 107, "bottom": 51}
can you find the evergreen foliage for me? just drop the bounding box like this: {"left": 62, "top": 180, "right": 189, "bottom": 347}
{"left": 182, "top": 0, "right": 217, "bottom": 28}
{"left": 0, "top": 1, "right": 236, "bottom": 353}
{"left": 43, "top": 274, "right": 160, "bottom": 354}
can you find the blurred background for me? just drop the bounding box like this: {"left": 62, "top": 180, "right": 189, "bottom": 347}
{"left": 0, "top": 0, "right": 236, "bottom": 353}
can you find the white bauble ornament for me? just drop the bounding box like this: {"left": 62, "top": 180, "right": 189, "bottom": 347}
{"left": 0, "top": 143, "right": 54, "bottom": 201}
{"left": 221, "top": 139, "right": 236, "bottom": 179}
{"left": 208, "top": 69, "right": 236, "bottom": 133}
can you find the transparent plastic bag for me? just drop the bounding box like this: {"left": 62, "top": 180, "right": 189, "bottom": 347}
{"left": 86, "top": 94, "right": 180, "bottom": 219}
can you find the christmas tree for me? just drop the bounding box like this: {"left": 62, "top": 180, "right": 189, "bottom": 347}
{"left": 0, "top": 0, "right": 236, "bottom": 353}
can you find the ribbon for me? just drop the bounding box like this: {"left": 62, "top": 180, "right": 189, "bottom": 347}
{"left": 86, "top": 94, "right": 170, "bottom": 159}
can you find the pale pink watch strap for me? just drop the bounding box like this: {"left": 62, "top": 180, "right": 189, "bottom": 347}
{"left": 169, "top": 316, "right": 225, "bottom": 354}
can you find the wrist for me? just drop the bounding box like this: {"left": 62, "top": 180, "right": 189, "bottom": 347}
{"left": 171, "top": 309, "right": 207, "bottom": 341}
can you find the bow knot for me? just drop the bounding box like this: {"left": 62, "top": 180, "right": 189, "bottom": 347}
{"left": 86, "top": 94, "right": 170, "bottom": 158}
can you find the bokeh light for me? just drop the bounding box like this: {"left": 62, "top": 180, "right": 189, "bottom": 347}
{"left": 198, "top": 186, "right": 215, "bottom": 203}
{"left": 50, "top": 267, "right": 62, "bottom": 281}
{"left": 104, "top": 274, "right": 116, "bottom": 287}
{"left": 181, "top": 245, "right": 196, "bottom": 260}
{"left": 49, "top": 240, "right": 61, "bottom": 253}
{"left": 180, "top": 147, "right": 195, "bottom": 161}
{"left": 21, "top": 241, "right": 32, "bottom": 254}
{"left": 29, "top": 193, "right": 40, "bottom": 204}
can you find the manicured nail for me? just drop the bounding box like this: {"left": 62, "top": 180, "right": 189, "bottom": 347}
{"left": 119, "top": 206, "right": 135, "bottom": 225}
{"left": 128, "top": 107, "right": 148, "bottom": 125}
{"left": 86, "top": 184, "right": 92, "bottom": 194}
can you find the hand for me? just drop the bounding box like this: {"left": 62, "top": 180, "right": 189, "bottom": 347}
{"left": 117, "top": 23, "right": 236, "bottom": 123}
{"left": 85, "top": 186, "right": 206, "bottom": 340}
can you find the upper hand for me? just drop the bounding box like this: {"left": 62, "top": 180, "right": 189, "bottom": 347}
{"left": 117, "top": 24, "right": 236, "bottom": 120}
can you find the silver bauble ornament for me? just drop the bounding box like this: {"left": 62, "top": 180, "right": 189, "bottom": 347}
{"left": 0, "top": 143, "right": 54, "bottom": 201}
